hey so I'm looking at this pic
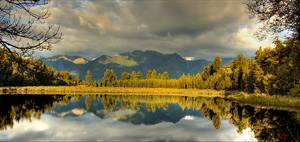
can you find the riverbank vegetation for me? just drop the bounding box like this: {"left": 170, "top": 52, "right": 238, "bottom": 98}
{"left": 0, "top": 38, "right": 299, "bottom": 97}
{"left": 1, "top": 86, "right": 300, "bottom": 110}
{"left": 79, "top": 38, "right": 299, "bottom": 97}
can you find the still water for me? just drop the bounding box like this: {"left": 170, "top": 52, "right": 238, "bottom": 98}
{"left": 0, "top": 95, "right": 299, "bottom": 141}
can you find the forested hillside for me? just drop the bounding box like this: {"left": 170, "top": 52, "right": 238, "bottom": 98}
{"left": 0, "top": 49, "right": 75, "bottom": 86}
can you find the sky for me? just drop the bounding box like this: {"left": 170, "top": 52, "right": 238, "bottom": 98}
{"left": 40, "top": 0, "right": 273, "bottom": 59}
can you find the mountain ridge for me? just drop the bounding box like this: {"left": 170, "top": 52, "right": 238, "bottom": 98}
{"left": 42, "top": 50, "right": 233, "bottom": 79}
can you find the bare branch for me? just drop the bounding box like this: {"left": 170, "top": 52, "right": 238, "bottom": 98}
{"left": 247, "top": 0, "right": 300, "bottom": 40}
{"left": 0, "top": 0, "right": 62, "bottom": 57}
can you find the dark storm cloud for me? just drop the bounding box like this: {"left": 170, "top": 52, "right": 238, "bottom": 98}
{"left": 127, "top": 0, "right": 246, "bottom": 34}
{"left": 42, "top": 0, "right": 272, "bottom": 59}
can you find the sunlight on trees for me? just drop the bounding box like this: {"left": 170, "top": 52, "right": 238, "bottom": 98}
{"left": 0, "top": 48, "right": 74, "bottom": 86}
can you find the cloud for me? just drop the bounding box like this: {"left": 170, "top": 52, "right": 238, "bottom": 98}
{"left": 40, "top": 0, "right": 272, "bottom": 59}
{"left": 0, "top": 113, "right": 256, "bottom": 141}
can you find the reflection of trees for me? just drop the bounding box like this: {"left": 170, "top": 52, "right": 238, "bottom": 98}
{"left": 0, "top": 95, "right": 69, "bottom": 130}
{"left": 100, "top": 95, "right": 118, "bottom": 112}
{"left": 0, "top": 94, "right": 299, "bottom": 141}
{"left": 96, "top": 95, "right": 300, "bottom": 142}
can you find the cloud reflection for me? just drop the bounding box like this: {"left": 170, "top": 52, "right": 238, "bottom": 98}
{"left": 0, "top": 113, "right": 256, "bottom": 141}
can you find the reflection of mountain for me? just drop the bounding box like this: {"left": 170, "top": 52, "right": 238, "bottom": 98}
{"left": 0, "top": 95, "right": 299, "bottom": 141}
{"left": 50, "top": 108, "right": 86, "bottom": 117}
{"left": 126, "top": 104, "right": 201, "bottom": 125}
{"left": 51, "top": 96, "right": 202, "bottom": 125}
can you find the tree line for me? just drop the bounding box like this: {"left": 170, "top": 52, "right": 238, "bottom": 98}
{"left": 0, "top": 48, "right": 75, "bottom": 86}
{"left": 0, "top": 37, "right": 298, "bottom": 96}
{"left": 81, "top": 38, "right": 299, "bottom": 96}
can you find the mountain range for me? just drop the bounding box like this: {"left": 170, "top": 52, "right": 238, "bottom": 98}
{"left": 42, "top": 50, "right": 234, "bottom": 79}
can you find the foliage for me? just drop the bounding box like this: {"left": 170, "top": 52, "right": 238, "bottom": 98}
{"left": 255, "top": 39, "right": 300, "bottom": 95}
{"left": 84, "top": 70, "right": 93, "bottom": 85}
{"left": 102, "top": 69, "right": 117, "bottom": 87}
{"left": 86, "top": 38, "right": 299, "bottom": 96}
{"left": 0, "top": 48, "right": 74, "bottom": 86}
{"left": 212, "top": 56, "right": 221, "bottom": 73}
{"left": 247, "top": 0, "right": 300, "bottom": 39}
{"left": 1, "top": 38, "right": 299, "bottom": 96}
{"left": 289, "top": 84, "right": 300, "bottom": 97}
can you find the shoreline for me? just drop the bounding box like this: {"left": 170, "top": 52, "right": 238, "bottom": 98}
{"left": 0, "top": 86, "right": 299, "bottom": 110}
{"left": 0, "top": 86, "right": 224, "bottom": 97}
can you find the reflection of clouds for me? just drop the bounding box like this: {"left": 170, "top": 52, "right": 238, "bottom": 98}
{"left": 182, "top": 115, "right": 194, "bottom": 120}
{"left": 238, "top": 128, "right": 257, "bottom": 142}
{"left": 0, "top": 113, "right": 256, "bottom": 141}
{"left": 100, "top": 109, "right": 137, "bottom": 120}
{"left": 53, "top": 108, "right": 87, "bottom": 117}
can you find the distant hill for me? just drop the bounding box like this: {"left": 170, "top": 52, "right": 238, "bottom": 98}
{"left": 42, "top": 50, "right": 220, "bottom": 79}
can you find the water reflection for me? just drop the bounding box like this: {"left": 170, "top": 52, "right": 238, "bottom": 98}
{"left": 0, "top": 95, "right": 299, "bottom": 141}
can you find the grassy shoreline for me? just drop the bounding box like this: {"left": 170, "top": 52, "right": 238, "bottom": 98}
{"left": 0, "top": 86, "right": 299, "bottom": 109}
{"left": 226, "top": 93, "right": 300, "bottom": 111}
{"left": 0, "top": 86, "right": 224, "bottom": 97}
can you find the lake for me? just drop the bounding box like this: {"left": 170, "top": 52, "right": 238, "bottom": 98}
{"left": 0, "top": 94, "right": 299, "bottom": 141}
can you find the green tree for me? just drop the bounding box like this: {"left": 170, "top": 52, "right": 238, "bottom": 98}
{"left": 102, "top": 69, "right": 117, "bottom": 87}
{"left": 0, "top": 48, "right": 73, "bottom": 86}
{"left": 202, "top": 65, "right": 212, "bottom": 81}
{"left": 212, "top": 56, "right": 222, "bottom": 73}
{"left": 230, "top": 54, "right": 250, "bottom": 90}
{"left": 255, "top": 39, "right": 300, "bottom": 95}
{"left": 146, "top": 69, "right": 157, "bottom": 79}
{"left": 158, "top": 72, "right": 169, "bottom": 80}
{"left": 85, "top": 70, "right": 92, "bottom": 84}
{"left": 74, "top": 75, "right": 81, "bottom": 85}
{"left": 194, "top": 73, "right": 204, "bottom": 89}
{"left": 121, "top": 72, "right": 131, "bottom": 80}
{"left": 130, "top": 71, "right": 142, "bottom": 80}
